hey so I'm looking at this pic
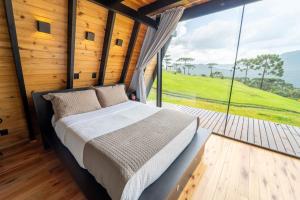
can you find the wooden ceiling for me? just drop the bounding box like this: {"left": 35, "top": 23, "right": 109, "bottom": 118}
{"left": 122, "top": 0, "right": 156, "bottom": 10}
{"left": 122, "top": 0, "right": 209, "bottom": 11}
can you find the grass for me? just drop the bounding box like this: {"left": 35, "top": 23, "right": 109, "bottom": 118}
{"left": 148, "top": 71, "right": 300, "bottom": 127}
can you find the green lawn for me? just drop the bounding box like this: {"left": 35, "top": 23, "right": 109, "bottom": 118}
{"left": 148, "top": 71, "right": 300, "bottom": 127}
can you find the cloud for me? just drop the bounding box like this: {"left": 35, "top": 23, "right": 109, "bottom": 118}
{"left": 173, "top": 19, "right": 239, "bottom": 50}
{"left": 174, "top": 22, "right": 187, "bottom": 38}
{"left": 167, "top": 0, "right": 300, "bottom": 64}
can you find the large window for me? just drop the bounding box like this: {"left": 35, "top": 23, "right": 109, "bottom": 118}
{"left": 230, "top": 0, "right": 300, "bottom": 127}
{"left": 160, "top": 6, "right": 243, "bottom": 134}
{"left": 149, "top": 0, "right": 300, "bottom": 129}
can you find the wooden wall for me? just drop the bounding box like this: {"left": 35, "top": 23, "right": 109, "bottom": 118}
{"left": 104, "top": 14, "right": 134, "bottom": 85}
{"left": 73, "top": 0, "right": 107, "bottom": 87}
{"left": 0, "top": 1, "right": 29, "bottom": 149}
{"left": 0, "top": 0, "right": 157, "bottom": 149}
{"left": 13, "top": 0, "right": 68, "bottom": 101}
{"left": 125, "top": 24, "right": 147, "bottom": 85}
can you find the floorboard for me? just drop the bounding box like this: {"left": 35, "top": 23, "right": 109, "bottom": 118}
{"left": 263, "top": 120, "right": 277, "bottom": 150}
{"left": 258, "top": 119, "right": 269, "bottom": 148}
{"left": 1, "top": 135, "right": 300, "bottom": 200}
{"left": 179, "top": 135, "right": 300, "bottom": 200}
{"left": 161, "top": 102, "right": 300, "bottom": 159}
{"left": 234, "top": 116, "right": 244, "bottom": 140}
{"left": 240, "top": 116, "right": 248, "bottom": 142}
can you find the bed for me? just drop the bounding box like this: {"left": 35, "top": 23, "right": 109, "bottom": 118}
{"left": 32, "top": 87, "right": 211, "bottom": 200}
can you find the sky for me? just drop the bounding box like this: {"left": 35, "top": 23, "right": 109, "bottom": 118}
{"left": 166, "top": 0, "right": 300, "bottom": 65}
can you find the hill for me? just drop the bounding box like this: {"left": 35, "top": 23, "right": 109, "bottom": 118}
{"left": 187, "top": 50, "right": 300, "bottom": 88}
{"left": 149, "top": 71, "right": 300, "bottom": 126}
{"left": 281, "top": 50, "right": 300, "bottom": 88}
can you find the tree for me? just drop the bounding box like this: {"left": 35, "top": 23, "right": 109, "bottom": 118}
{"left": 173, "top": 62, "right": 181, "bottom": 74}
{"left": 163, "top": 54, "right": 172, "bottom": 71}
{"left": 211, "top": 71, "right": 224, "bottom": 79}
{"left": 177, "top": 57, "right": 195, "bottom": 75}
{"left": 252, "top": 54, "right": 284, "bottom": 89}
{"left": 207, "top": 63, "right": 217, "bottom": 77}
{"left": 176, "top": 67, "right": 182, "bottom": 74}
{"left": 186, "top": 64, "right": 196, "bottom": 75}
{"left": 236, "top": 58, "right": 255, "bottom": 83}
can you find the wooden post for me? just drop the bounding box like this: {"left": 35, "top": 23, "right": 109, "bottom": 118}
{"left": 156, "top": 49, "right": 162, "bottom": 107}
{"left": 4, "top": 0, "right": 35, "bottom": 140}
{"left": 120, "top": 21, "right": 140, "bottom": 83}
{"left": 67, "top": 0, "right": 77, "bottom": 89}
{"left": 98, "top": 10, "right": 116, "bottom": 85}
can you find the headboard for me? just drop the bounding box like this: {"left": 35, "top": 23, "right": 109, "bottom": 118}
{"left": 32, "top": 87, "right": 90, "bottom": 148}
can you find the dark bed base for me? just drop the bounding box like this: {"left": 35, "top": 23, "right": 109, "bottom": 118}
{"left": 32, "top": 87, "right": 211, "bottom": 200}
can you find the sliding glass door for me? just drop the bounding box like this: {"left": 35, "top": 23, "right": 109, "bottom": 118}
{"left": 228, "top": 0, "right": 300, "bottom": 138}
{"left": 148, "top": 0, "right": 300, "bottom": 140}
{"left": 158, "top": 6, "right": 244, "bottom": 134}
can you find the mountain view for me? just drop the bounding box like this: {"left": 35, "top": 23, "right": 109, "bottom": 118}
{"left": 149, "top": 0, "right": 300, "bottom": 128}
{"left": 189, "top": 50, "right": 300, "bottom": 88}
{"left": 281, "top": 50, "right": 300, "bottom": 87}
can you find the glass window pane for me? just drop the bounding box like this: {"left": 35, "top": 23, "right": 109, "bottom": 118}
{"left": 230, "top": 0, "right": 300, "bottom": 128}
{"left": 161, "top": 7, "right": 243, "bottom": 134}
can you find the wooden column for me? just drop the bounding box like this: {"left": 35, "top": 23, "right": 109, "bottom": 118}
{"left": 98, "top": 10, "right": 116, "bottom": 85}
{"left": 119, "top": 21, "right": 140, "bottom": 83}
{"left": 4, "top": 0, "right": 35, "bottom": 140}
{"left": 156, "top": 49, "right": 162, "bottom": 107}
{"left": 138, "top": 0, "right": 181, "bottom": 15}
{"left": 67, "top": 0, "right": 77, "bottom": 89}
{"left": 146, "top": 37, "right": 172, "bottom": 97}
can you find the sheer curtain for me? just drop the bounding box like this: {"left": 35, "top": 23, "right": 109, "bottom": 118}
{"left": 129, "top": 7, "right": 184, "bottom": 103}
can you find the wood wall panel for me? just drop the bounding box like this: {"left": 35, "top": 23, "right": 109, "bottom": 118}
{"left": 12, "top": 0, "right": 68, "bottom": 101}
{"left": 74, "top": 0, "right": 108, "bottom": 88}
{"left": 104, "top": 14, "right": 134, "bottom": 85}
{"left": 0, "top": 0, "right": 151, "bottom": 149}
{"left": 124, "top": 24, "right": 147, "bottom": 86}
{"left": 0, "top": 1, "right": 29, "bottom": 149}
{"left": 144, "top": 55, "right": 157, "bottom": 86}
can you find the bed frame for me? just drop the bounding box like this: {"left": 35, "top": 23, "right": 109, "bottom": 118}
{"left": 32, "top": 87, "right": 211, "bottom": 200}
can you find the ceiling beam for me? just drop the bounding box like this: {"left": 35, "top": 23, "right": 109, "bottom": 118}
{"left": 98, "top": 10, "right": 116, "bottom": 85}
{"left": 110, "top": 0, "right": 124, "bottom": 5}
{"left": 119, "top": 21, "right": 141, "bottom": 83}
{"left": 102, "top": 0, "right": 124, "bottom": 5}
{"left": 89, "top": 0, "right": 158, "bottom": 29}
{"left": 180, "top": 0, "right": 259, "bottom": 21}
{"left": 138, "top": 0, "right": 181, "bottom": 15}
{"left": 67, "top": 0, "right": 77, "bottom": 89}
{"left": 4, "top": 0, "right": 35, "bottom": 140}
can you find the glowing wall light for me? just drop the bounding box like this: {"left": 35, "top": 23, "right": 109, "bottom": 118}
{"left": 37, "top": 21, "right": 51, "bottom": 34}
{"left": 85, "top": 31, "right": 95, "bottom": 41}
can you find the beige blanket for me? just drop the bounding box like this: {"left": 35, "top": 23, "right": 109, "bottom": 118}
{"left": 83, "top": 109, "right": 197, "bottom": 200}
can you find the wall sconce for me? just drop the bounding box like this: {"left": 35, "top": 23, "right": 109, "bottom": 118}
{"left": 116, "top": 39, "right": 123, "bottom": 46}
{"left": 85, "top": 31, "right": 95, "bottom": 41}
{"left": 37, "top": 21, "right": 51, "bottom": 34}
{"left": 74, "top": 73, "right": 80, "bottom": 79}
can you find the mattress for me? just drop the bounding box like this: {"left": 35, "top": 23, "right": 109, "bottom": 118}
{"left": 53, "top": 101, "right": 198, "bottom": 200}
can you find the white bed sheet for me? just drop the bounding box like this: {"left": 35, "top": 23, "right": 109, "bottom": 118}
{"left": 53, "top": 101, "right": 197, "bottom": 200}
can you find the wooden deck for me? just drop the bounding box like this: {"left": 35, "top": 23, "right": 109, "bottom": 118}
{"left": 161, "top": 102, "right": 300, "bottom": 158}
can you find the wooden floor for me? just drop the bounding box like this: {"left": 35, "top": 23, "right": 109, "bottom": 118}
{"left": 1, "top": 136, "right": 300, "bottom": 200}
{"left": 179, "top": 135, "right": 300, "bottom": 200}
{"left": 161, "top": 102, "right": 300, "bottom": 158}
{"left": 0, "top": 141, "right": 85, "bottom": 200}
